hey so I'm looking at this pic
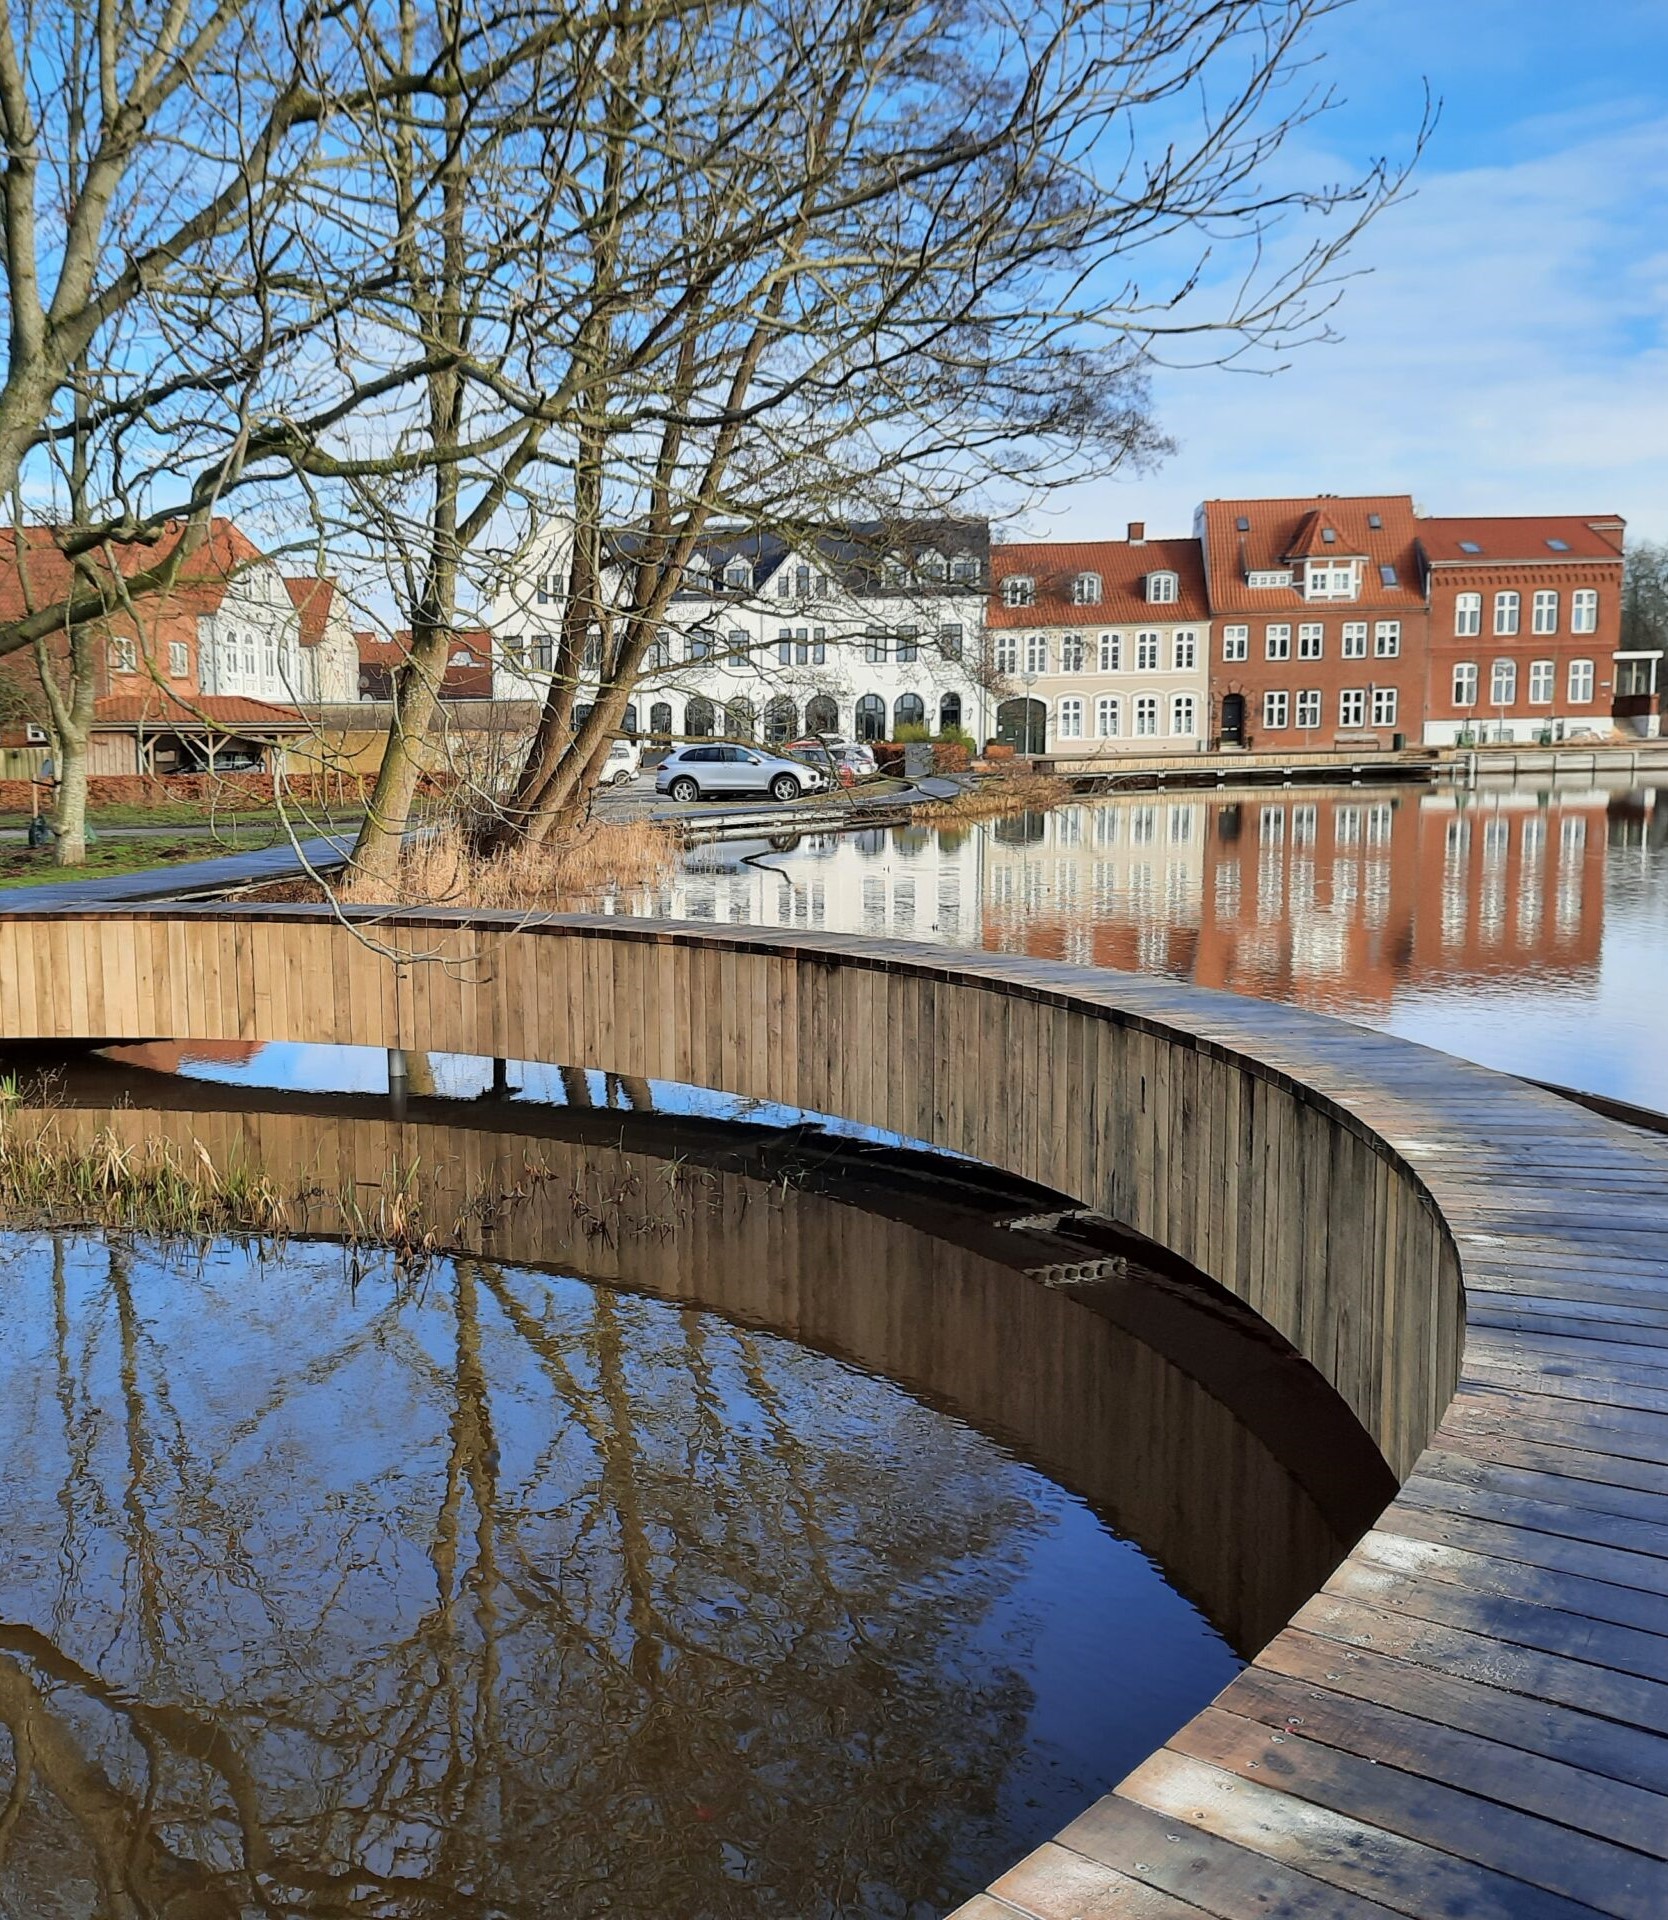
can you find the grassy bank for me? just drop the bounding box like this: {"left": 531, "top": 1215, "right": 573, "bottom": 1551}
{"left": 0, "top": 836, "right": 230, "bottom": 890}
{"left": 910, "top": 771, "right": 1072, "bottom": 825}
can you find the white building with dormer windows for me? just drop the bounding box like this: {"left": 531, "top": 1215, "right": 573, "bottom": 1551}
{"left": 488, "top": 518, "right": 992, "bottom": 747}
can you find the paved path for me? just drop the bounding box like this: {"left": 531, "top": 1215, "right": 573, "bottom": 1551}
{"left": 0, "top": 833, "right": 349, "bottom": 911}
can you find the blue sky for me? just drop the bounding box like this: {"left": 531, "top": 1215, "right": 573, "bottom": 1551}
{"left": 1040, "top": 0, "right": 1668, "bottom": 545}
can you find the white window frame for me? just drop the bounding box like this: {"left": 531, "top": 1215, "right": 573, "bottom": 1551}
{"left": 1490, "top": 658, "right": 1517, "bottom": 705}
{"left": 1295, "top": 689, "right": 1322, "bottom": 730}
{"left": 1263, "top": 690, "right": 1289, "bottom": 729}
{"left": 994, "top": 633, "right": 1018, "bottom": 674}
{"left": 1572, "top": 589, "right": 1599, "bottom": 634}
{"left": 1265, "top": 623, "right": 1292, "bottom": 661}
{"left": 1133, "top": 693, "right": 1160, "bottom": 735}
{"left": 1002, "top": 576, "right": 1034, "bottom": 609}
{"left": 1494, "top": 590, "right": 1521, "bottom": 636}
{"left": 1568, "top": 657, "right": 1595, "bottom": 703}
{"left": 1298, "top": 622, "right": 1324, "bottom": 660}
{"left": 1221, "top": 624, "right": 1248, "bottom": 662}
{"left": 1532, "top": 589, "right": 1558, "bottom": 635}
{"left": 168, "top": 639, "right": 189, "bottom": 679}
{"left": 1454, "top": 592, "right": 1482, "bottom": 638}
{"left": 1304, "top": 561, "right": 1358, "bottom": 601}
{"left": 1172, "top": 630, "right": 1198, "bottom": 670}
{"left": 1371, "top": 686, "right": 1398, "bottom": 727}
{"left": 1374, "top": 620, "right": 1401, "bottom": 658}
{"left": 110, "top": 634, "right": 137, "bottom": 673}
{"left": 1528, "top": 659, "right": 1555, "bottom": 704}
{"left": 1056, "top": 696, "right": 1084, "bottom": 740}
{"left": 1452, "top": 662, "right": 1478, "bottom": 708}
{"left": 1135, "top": 631, "right": 1160, "bottom": 672}
{"left": 1025, "top": 633, "right": 1048, "bottom": 675}
{"left": 1145, "top": 571, "right": 1178, "bottom": 606}
{"left": 1072, "top": 573, "right": 1101, "bottom": 606}
{"left": 1095, "top": 694, "right": 1121, "bottom": 738}
{"left": 1339, "top": 687, "right": 1366, "bottom": 728}
{"left": 1341, "top": 621, "right": 1368, "bottom": 659}
{"left": 1059, "top": 633, "right": 1086, "bottom": 673}
{"left": 1170, "top": 693, "right": 1197, "bottom": 736}
{"left": 1098, "top": 632, "right": 1121, "bottom": 672}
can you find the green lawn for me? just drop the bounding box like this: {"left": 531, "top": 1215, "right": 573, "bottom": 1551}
{"left": 0, "top": 837, "right": 221, "bottom": 890}
{"left": 0, "top": 802, "right": 361, "bottom": 831}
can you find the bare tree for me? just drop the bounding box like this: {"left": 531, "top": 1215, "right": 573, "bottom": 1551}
{"left": 458, "top": 0, "right": 1426, "bottom": 848}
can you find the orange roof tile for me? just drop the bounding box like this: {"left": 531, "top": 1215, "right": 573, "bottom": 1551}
{"left": 0, "top": 518, "right": 269, "bottom": 624}
{"left": 988, "top": 536, "right": 1208, "bottom": 626}
{"left": 1417, "top": 516, "right": 1626, "bottom": 566}
{"left": 1200, "top": 496, "right": 1425, "bottom": 612}
{"left": 93, "top": 693, "right": 307, "bottom": 728}
{"left": 283, "top": 575, "right": 338, "bottom": 646}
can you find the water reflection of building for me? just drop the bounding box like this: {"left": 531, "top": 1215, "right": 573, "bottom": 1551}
{"left": 618, "top": 824, "right": 987, "bottom": 945}
{"left": 970, "top": 785, "right": 1629, "bottom": 1016}
{"left": 612, "top": 784, "right": 1647, "bottom": 1018}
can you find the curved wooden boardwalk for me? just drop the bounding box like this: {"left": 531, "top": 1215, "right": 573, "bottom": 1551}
{"left": 4, "top": 904, "right": 1668, "bottom": 1919}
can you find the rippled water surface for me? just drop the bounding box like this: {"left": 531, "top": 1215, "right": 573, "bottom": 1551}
{"left": 615, "top": 779, "right": 1668, "bottom": 1109}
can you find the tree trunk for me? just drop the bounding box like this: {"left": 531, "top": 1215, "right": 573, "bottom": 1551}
{"left": 50, "top": 714, "right": 92, "bottom": 865}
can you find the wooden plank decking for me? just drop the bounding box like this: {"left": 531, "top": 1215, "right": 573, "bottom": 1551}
{"left": 2, "top": 904, "right": 1666, "bottom": 1918}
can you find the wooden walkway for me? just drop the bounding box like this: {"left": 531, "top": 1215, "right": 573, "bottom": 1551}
{"left": 2, "top": 906, "right": 1667, "bottom": 1917}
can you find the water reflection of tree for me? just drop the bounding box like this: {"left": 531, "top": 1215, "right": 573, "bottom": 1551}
{"left": 0, "top": 1234, "right": 1049, "bottom": 1916}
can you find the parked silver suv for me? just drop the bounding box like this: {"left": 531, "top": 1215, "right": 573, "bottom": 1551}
{"left": 656, "top": 743, "right": 830, "bottom": 804}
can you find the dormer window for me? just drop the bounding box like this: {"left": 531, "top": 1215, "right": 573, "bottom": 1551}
{"left": 1304, "top": 560, "right": 1358, "bottom": 601}
{"left": 1071, "top": 572, "right": 1101, "bottom": 606}
{"left": 724, "top": 560, "right": 750, "bottom": 590}
{"left": 882, "top": 557, "right": 909, "bottom": 589}
{"left": 1145, "top": 570, "right": 1178, "bottom": 605}
{"left": 1247, "top": 568, "right": 1293, "bottom": 589}
{"left": 922, "top": 551, "right": 947, "bottom": 582}
{"left": 949, "top": 554, "right": 979, "bottom": 584}
{"left": 1002, "top": 575, "right": 1035, "bottom": 609}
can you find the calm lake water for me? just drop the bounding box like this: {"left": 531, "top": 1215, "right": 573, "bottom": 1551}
{"left": 0, "top": 1071, "right": 1394, "bottom": 1918}
{"left": 618, "top": 778, "right": 1668, "bottom": 1112}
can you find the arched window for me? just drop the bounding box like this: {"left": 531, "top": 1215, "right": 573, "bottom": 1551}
{"left": 649, "top": 701, "right": 673, "bottom": 741}
{"left": 938, "top": 692, "right": 962, "bottom": 733}
{"left": 1056, "top": 696, "right": 1084, "bottom": 739}
{"left": 622, "top": 702, "right": 639, "bottom": 735}
{"left": 684, "top": 696, "right": 715, "bottom": 738}
{"left": 1095, "top": 695, "right": 1120, "bottom": 738}
{"left": 855, "top": 693, "right": 886, "bottom": 742}
{"left": 1134, "top": 694, "right": 1159, "bottom": 736}
{"left": 725, "top": 697, "right": 755, "bottom": 741}
{"left": 894, "top": 692, "right": 925, "bottom": 733}
{"left": 1071, "top": 572, "right": 1101, "bottom": 605}
{"left": 805, "top": 693, "right": 839, "bottom": 735}
{"left": 1145, "top": 570, "right": 1179, "bottom": 605}
{"left": 1170, "top": 693, "right": 1197, "bottom": 736}
{"left": 764, "top": 695, "right": 798, "bottom": 744}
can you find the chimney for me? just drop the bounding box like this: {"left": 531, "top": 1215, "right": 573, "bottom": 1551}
{"left": 1127, "top": 520, "right": 1146, "bottom": 545}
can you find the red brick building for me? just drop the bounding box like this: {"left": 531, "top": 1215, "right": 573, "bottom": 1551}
{"left": 1416, "top": 515, "right": 1640, "bottom": 743}
{"left": 1196, "top": 496, "right": 1429, "bottom": 751}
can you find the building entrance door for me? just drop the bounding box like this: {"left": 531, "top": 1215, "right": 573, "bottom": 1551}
{"left": 1220, "top": 692, "right": 1246, "bottom": 746}
{"left": 995, "top": 697, "right": 1046, "bottom": 755}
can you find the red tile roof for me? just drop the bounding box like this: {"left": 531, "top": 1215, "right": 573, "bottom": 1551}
{"left": 283, "top": 575, "right": 338, "bottom": 646}
{"left": 988, "top": 537, "right": 1208, "bottom": 625}
{"left": 93, "top": 693, "right": 307, "bottom": 728}
{"left": 0, "top": 518, "right": 268, "bottom": 622}
{"left": 1417, "top": 516, "right": 1626, "bottom": 566}
{"left": 1200, "top": 496, "right": 1425, "bottom": 612}
{"left": 356, "top": 627, "right": 494, "bottom": 699}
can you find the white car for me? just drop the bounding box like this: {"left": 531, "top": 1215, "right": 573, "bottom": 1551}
{"left": 602, "top": 738, "right": 642, "bottom": 785}
{"left": 656, "top": 743, "right": 830, "bottom": 804}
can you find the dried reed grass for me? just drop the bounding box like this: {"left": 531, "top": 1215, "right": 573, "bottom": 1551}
{"left": 910, "top": 772, "right": 1072, "bottom": 825}
{"left": 337, "top": 817, "right": 680, "bottom": 910}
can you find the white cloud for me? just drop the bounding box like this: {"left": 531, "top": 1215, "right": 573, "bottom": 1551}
{"left": 1033, "top": 116, "right": 1668, "bottom": 543}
